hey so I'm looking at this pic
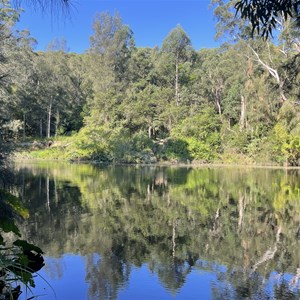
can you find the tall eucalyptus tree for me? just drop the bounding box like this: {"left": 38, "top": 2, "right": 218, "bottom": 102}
{"left": 86, "top": 12, "right": 135, "bottom": 127}
{"left": 162, "top": 25, "right": 192, "bottom": 106}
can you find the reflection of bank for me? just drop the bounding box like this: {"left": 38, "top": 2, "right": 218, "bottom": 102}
{"left": 85, "top": 253, "right": 130, "bottom": 299}
{"left": 10, "top": 163, "right": 300, "bottom": 300}
{"left": 147, "top": 170, "right": 169, "bottom": 197}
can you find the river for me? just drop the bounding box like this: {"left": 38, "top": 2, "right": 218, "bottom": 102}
{"left": 7, "top": 162, "right": 300, "bottom": 299}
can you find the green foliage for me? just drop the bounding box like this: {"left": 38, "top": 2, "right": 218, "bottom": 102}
{"left": 0, "top": 216, "right": 20, "bottom": 238}
{"left": 271, "top": 101, "right": 300, "bottom": 165}
{"left": 223, "top": 82, "right": 242, "bottom": 123}
{"left": 172, "top": 107, "right": 221, "bottom": 140}
{"left": 273, "top": 122, "right": 300, "bottom": 165}
{"left": 25, "top": 126, "right": 155, "bottom": 163}
{"left": 71, "top": 125, "right": 113, "bottom": 161}
{"left": 221, "top": 124, "right": 249, "bottom": 154}
{"left": 162, "top": 24, "right": 191, "bottom": 59}
{"left": 185, "top": 137, "right": 219, "bottom": 161}
{"left": 235, "top": 0, "right": 300, "bottom": 38}
{"left": 0, "top": 190, "right": 29, "bottom": 219}
{"left": 0, "top": 186, "right": 45, "bottom": 298}
{"left": 0, "top": 0, "right": 20, "bottom": 25}
{"left": 169, "top": 107, "right": 221, "bottom": 162}
{"left": 13, "top": 240, "right": 43, "bottom": 255}
{"left": 163, "top": 138, "right": 190, "bottom": 162}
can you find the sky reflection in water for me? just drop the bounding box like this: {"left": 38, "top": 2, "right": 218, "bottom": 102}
{"left": 31, "top": 255, "right": 296, "bottom": 300}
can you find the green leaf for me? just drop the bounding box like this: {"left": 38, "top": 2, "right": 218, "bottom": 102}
{"left": 0, "top": 190, "right": 29, "bottom": 218}
{"left": 14, "top": 268, "right": 35, "bottom": 287}
{"left": 13, "top": 240, "right": 43, "bottom": 254}
{"left": 0, "top": 218, "right": 21, "bottom": 236}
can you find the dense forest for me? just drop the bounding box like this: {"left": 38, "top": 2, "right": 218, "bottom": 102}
{"left": 1, "top": 0, "right": 300, "bottom": 165}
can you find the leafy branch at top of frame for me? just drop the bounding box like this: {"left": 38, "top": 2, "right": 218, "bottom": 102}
{"left": 235, "top": 0, "right": 300, "bottom": 38}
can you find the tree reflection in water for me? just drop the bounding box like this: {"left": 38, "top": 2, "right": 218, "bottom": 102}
{"left": 5, "top": 162, "right": 300, "bottom": 299}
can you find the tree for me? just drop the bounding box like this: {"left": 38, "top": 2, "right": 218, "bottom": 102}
{"left": 28, "top": 42, "right": 88, "bottom": 138}
{"left": 7, "top": 29, "right": 38, "bottom": 140}
{"left": 235, "top": 0, "right": 300, "bottom": 38}
{"left": 89, "top": 11, "right": 134, "bottom": 84}
{"left": 86, "top": 12, "right": 135, "bottom": 127}
{"left": 0, "top": 0, "right": 20, "bottom": 87}
{"left": 0, "top": 0, "right": 28, "bottom": 142}
{"left": 212, "top": 1, "right": 292, "bottom": 104}
{"left": 162, "top": 25, "right": 192, "bottom": 106}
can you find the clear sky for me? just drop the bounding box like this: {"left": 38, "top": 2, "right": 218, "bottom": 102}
{"left": 16, "top": 0, "right": 220, "bottom": 53}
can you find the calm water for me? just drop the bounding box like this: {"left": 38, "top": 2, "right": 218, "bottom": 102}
{"left": 7, "top": 162, "right": 300, "bottom": 299}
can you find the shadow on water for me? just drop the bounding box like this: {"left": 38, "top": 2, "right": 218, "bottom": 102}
{"left": 3, "top": 162, "right": 300, "bottom": 299}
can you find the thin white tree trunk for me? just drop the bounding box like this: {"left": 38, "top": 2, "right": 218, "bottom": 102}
{"left": 216, "top": 99, "right": 222, "bottom": 115}
{"left": 250, "top": 46, "right": 287, "bottom": 102}
{"left": 172, "top": 220, "right": 177, "bottom": 258}
{"left": 23, "top": 112, "right": 26, "bottom": 141}
{"left": 55, "top": 109, "right": 60, "bottom": 137}
{"left": 47, "top": 96, "right": 53, "bottom": 138}
{"left": 175, "top": 55, "right": 179, "bottom": 106}
{"left": 238, "top": 193, "right": 244, "bottom": 230}
{"left": 214, "top": 88, "right": 222, "bottom": 115}
{"left": 40, "top": 119, "right": 43, "bottom": 138}
{"left": 251, "top": 226, "right": 281, "bottom": 274}
{"left": 46, "top": 175, "right": 50, "bottom": 212}
{"left": 240, "top": 95, "right": 246, "bottom": 131}
{"left": 148, "top": 126, "right": 152, "bottom": 139}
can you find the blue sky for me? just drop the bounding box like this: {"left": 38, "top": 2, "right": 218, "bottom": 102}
{"left": 17, "top": 0, "right": 220, "bottom": 53}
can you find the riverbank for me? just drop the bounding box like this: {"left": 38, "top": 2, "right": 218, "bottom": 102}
{"left": 8, "top": 138, "right": 291, "bottom": 168}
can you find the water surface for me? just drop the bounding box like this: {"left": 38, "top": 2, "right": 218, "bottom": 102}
{"left": 8, "top": 162, "right": 300, "bottom": 299}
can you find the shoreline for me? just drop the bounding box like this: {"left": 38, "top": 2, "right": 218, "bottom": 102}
{"left": 9, "top": 157, "right": 300, "bottom": 170}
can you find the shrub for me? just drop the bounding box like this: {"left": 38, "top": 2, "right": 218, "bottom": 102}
{"left": 164, "top": 138, "right": 190, "bottom": 161}
{"left": 273, "top": 123, "right": 300, "bottom": 166}
{"left": 170, "top": 107, "right": 221, "bottom": 162}
{"left": 185, "top": 137, "right": 218, "bottom": 162}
